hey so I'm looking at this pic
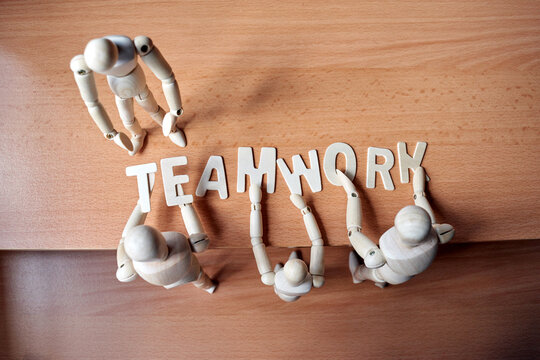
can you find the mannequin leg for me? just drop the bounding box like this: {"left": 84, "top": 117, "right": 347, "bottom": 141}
{"left": 135, "top": 86, "right": 165, "bottom": 126}
{"left": 192, "top": 269, "right": 217, "bottom": 294}
{"left": 275, "top": 289, "right": 300, "bottom": 302}
{"left": 349, "top": 251, "right": 387, "bottom": 288}
{"left": 135, "top": 86, "right": 186, "bottom": 147}
{"left": 115, "top": 96, "right": 146, "bottom": 155}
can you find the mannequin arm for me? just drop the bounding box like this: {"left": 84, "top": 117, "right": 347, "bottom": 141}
{"left": 116, "top": 201, "right": 149, "bottom": 282}
{"left": 134, "top": 36, "right": 183, "bottom": 136}
{"left": 336, "top": 170, "right": 385, "bottom": 269}
{"left": 249, "top": 184, "right": 275, "bottom": 286}
{"left": 289, "top": 194, "right": 325, "bottom": 288}
{"left": 116, "top": 175, "right": 154, "bottom": 282}
{"left": 69, "top": 55, "right": 133, "bottom": 152}
{"left": 180, "top": 202, "right": 210, "bottom": 253}
{"left": 412, "top": 167, "right": 436, "bottom": 223}
{"left": 413, "top": 167, "right": 455, "bottom": 244}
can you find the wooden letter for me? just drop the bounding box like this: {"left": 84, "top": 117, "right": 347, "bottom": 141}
{"left": 277, "top": 150, "right": 322, "bottom": 195}
{"left": 366, "top": 147, "right": 395, "bottom": 190}
{"left": 161, "top": 156, "right": 193, "bottom": 206}
{"left": 195, "top": 155, "right": 228, "bottom": 199}
{"left": 126, "top": 163, "right": 157, "bottom": 213}
{"left": 323, "top": 142, "right": 357, "bottom": 186}
{"left": 237, "top": 147, "right": 277, "bottom": 193}
{"left": 397, "top": 141, "right": 428, "bottom": 183}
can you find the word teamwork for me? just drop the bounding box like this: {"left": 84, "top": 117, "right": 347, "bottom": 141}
{"left": 126, "top": 141, "right": 427, "bottom": 213}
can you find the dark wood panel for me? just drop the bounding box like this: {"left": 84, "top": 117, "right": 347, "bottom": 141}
{"left": 0, "top": 1, "right": 539, "bottom": 249}
{"left": 1, "top": 241, "right": 539, "bottom": 359}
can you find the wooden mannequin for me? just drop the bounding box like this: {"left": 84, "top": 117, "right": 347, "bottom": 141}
{"left": 248, "top": 184, "right": 324, "bottom": 302}
{"left": 71, "top": 35, "right": 186, "bottom": 155}
{"left": 341, "top": 166, "right": 455, "bottom": 288}
{"left": 116, "top": 188, "right": 216, "bottom": 293}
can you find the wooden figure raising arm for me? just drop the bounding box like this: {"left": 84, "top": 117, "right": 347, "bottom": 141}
{"left": 116, "top": 171, "right": 156, "bottom": 282}
{"left": 249, "top": 184, "right": 275, "bottom": 285}
{"left": 412, "top": 167, "right": 455, "bottom": 244}
{"left": 248, "top": 184, "right": 325, "bottom": 302}
{"left": 336, "top": 170, "right": 385, "bottom": 269}
{"left": 115, "top": 188, "right": 216, "bottom": 293}
{"left": 289, "top": 194, "right": 325, "bottom": 288}
{"left": 347, "top": 166, "right": 455, "bottom": 288}
{"left": 70, "top": 35, "right": 186, "bottom": 156}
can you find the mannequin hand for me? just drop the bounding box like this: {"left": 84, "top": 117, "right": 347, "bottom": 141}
{"left": 261, "top": 271, "right": 275, "bottom": 286}
{"left": 116, "top": 260, "right": 137, "bottom": 282}
{"left": 434, "top": 223, "right": 455, "bottom": 244}
{"left": 190, "top": 233, "right": 210, "bottom": 253}
{"left": 312, "top": 275, "right": 325, "bottom": 288}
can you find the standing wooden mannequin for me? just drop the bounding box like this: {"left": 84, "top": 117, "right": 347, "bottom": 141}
{"left": 116, "top": 189, "right": 216, "bottom": 293}
{"left": 248, "top": 184, "right": 324, "bottom": 302}
{"left": 340, "top": 166, "right": 455, "bottom": 288}
{"left": 71, "top": 35, "right": 186, "bottom": 155}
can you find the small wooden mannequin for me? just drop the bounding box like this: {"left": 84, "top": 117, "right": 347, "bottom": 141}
{"left": 340, "top": 166, "right": 455, "bottom": 288}
{"left": 116, "top": 188, "right": 216, "bottom": 293}
{"left": 248, "top": 184, "right": 324, "bottom": 302}
{"left": 71, "top": 35, "right": 186, "bottom": 155}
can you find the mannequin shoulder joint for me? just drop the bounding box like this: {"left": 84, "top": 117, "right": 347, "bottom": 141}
{"left": 70, "top": 54, "right": 91, "bottom": 75}
{"left": 134, "top": 36, "right": 154, "bottom": 56}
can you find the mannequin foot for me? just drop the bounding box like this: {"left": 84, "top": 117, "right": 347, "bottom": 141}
{"left": 289, "top": 251, "right": 299, "bottom": 260}
{"left": 274, "top": 287, "right": 300, "bottom": 302}
{"left": 112, "top": 131, "right": 133, "bottom": 153}
{"left": 349, "top": 251, "right": 363, "bottom": 284}
{"left": 162, "top": 112, "right": 177, "bottom": 136}
{"left": 128, "top": 130, "right": 147, "bottom": 156}
{"left": 261, "top": 271, "right": 275, "bottom": 286}
{"left": 168, "top": 127, "right": 186, "bottom": 147}
{"left": 205, "top": 282, "right": 217, "bottom": 294}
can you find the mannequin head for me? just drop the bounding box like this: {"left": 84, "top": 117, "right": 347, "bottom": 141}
{"left": 124, "top": 225, "right": 168, "bottom": 262}
{"left": 394, "top": 205, "right": 432, "bottom": 246}
{"left": 283, "top": 258, "right": 309, "bottom": 286}
{"left": 84, "top": 38, "right": 118, "bottom": 73}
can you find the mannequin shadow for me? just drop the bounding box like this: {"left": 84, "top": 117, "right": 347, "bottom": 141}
{"left": 426, "top": 186, "right": 464, "bottom": 239}
{"left": 157, "top": 202, "right": 177, "bottom": 234}
{"left": 203, "top": 252, "right": 237, "bottom": 286}
{"left": 163, "top": 33, "right": 307, "bottom": 132}
{"left": 259, "top": 182, "right": 273, "bottom": 252}
{"left": 178, "top": 67, "right": 300, "bottom": 133}
{"left": 193, "top": 197, "right": 221, "bottom": 238}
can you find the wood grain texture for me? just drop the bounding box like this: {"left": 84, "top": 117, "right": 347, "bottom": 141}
{"left": 0, "top": 0, "right": 539, "bottom": 249}
{"left": 0, "top": 241, "right": 539, "bottom": 359}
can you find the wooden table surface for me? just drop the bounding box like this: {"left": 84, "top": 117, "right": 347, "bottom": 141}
{"left": 1, "top": 241, "right": 539, "bottom": 359}
{"left": 0, "top": 0, "right": 539, "bottom": 249}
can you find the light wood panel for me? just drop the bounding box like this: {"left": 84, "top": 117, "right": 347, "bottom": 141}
{"left": 0, "top": 1, "right": 539, "bottom": 249}
{"left": 1, "top": 241, "right": 539, "bottom": 359}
